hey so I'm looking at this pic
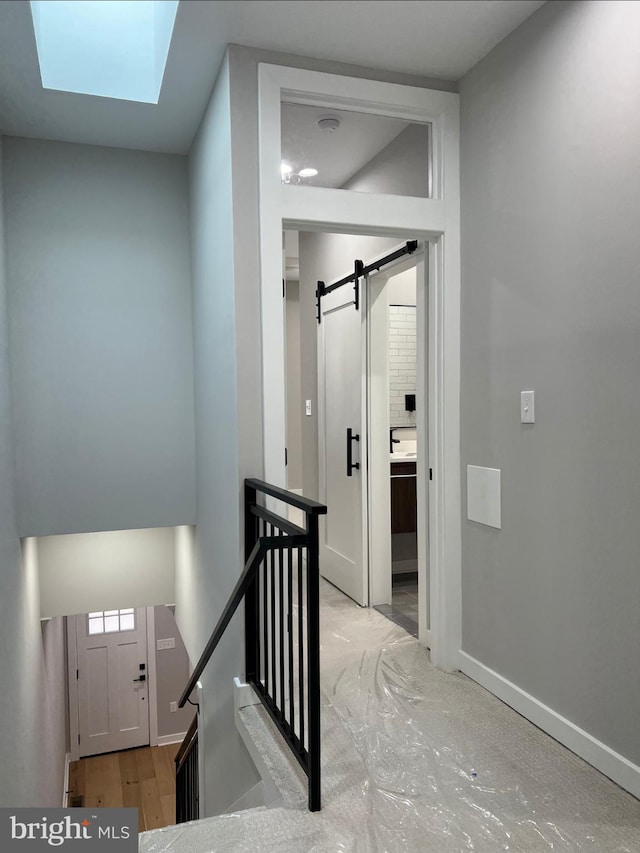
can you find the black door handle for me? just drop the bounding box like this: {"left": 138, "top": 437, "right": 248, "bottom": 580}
{"left": 133, "top": 675, "right": 146, "bottom": 683}
{"left": 347, "top": 428, "right": 360, "bottom": 477}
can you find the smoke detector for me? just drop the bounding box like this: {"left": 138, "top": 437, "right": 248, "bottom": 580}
{"left": 317, "top": 116, "right": 340, "bottom": 133}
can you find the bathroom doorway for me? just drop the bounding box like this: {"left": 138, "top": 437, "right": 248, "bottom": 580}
{"left": 285, "top": 228, "right": 429, "bottom": 641}
{"left": 377, "top": 267, "right": 420, "bottom": 637}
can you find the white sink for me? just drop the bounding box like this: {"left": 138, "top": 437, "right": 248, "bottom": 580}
{"left": 390, "top": 451, "right": 417, "bottom": 460}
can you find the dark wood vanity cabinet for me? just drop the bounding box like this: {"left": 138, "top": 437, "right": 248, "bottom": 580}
{"left": 391, "top": 461, "right": 417, "bottom": 534}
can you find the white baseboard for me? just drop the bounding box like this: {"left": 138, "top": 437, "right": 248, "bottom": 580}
{"left": 156, "top": 732, "right": 188, "bottom": 747}
{"left": 459, "top": 651, "right": 640, "bottom": 800}
{"left": 63, "top": 752, "right": 71, "bottom": 807}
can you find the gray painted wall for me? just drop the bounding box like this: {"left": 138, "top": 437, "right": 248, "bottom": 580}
{"left": 343, "top": 124, "right": 430, "bottom": 197}
{"left": 3, "top": 138, "right": 196, "bottom": 538}
{"left": 153, "top": 605, "right": 194, "bottom": 738}
{"left": 0, "top": 139, "right": 67, "bottom": 808}
{"left": 460, "top": 0, "right": 640, "bottom": 764}
{"left": 181, "top": 54, "right": 260, "bottom": 816}
{"left": 38, "top": 526, "right": 176, "bottom": 619}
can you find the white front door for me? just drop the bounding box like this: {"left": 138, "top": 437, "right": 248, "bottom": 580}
{"left": 75, "top": 608, "right": 149, "bottom": 757}
{"left": 318, "top": 281, "right": 368, "bottom": 606}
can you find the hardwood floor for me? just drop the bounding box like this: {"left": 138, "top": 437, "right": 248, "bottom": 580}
{"left": 68, "top": 743, "right": 180, "bottom": 832}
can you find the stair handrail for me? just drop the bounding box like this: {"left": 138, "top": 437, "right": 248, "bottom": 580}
{"left": 178, "top": 533, "right": 307, "bottom": 709}
{"left": 175, "top": 713, "right": 198, "bottom": 775}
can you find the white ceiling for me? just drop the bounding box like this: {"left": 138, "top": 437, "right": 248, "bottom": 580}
{"left": 0, "top": 0, "right": 546, "bottom": 155}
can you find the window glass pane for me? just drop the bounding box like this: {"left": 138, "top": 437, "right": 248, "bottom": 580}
{"left": 104, "top": 615, "right": 120, "bottom": 633}
{"left": 120, "top": 608, "right": 134, "bottom": 614}
{"left": 281, "top": 102, "right": 431, "bottom": 198}
{"left": 104, "top": 610, "right": 119, "bottom": 616}
{"left": 88, "top": 611, "right": 103, "bottom": 619}
{"left": 119, "top": 613, "right": 135, "bottom": 632}
{"left": 88, "top": 617, "right": 104, "bottom": 635}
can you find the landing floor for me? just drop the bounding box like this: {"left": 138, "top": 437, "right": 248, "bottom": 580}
{"left": 141, "top": 579, "right": 640, "bottom": 852}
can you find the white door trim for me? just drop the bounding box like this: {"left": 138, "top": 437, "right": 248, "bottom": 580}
{"left": 366, "top": 251, "right": 429, "bottom": 641}
{"left": 67, "top": 616, "right": 80, "bottom": 762}
{"left": 146, "top": 606, "right": 159, "bottom": 747}
{"left": 258, "top": 63, "right": 461, "bottom": 670}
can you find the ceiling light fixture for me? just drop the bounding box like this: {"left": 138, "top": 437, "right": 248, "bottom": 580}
{"left": 281, "top": 164, "right": 319, "bottom": 184}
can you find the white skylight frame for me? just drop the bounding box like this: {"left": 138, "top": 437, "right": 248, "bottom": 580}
{"left": 30, "top": 0, "right": 179, "bottom": 104}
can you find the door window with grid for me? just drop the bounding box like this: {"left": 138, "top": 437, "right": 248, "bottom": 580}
{"left": 88, "top": 608, "right": 136, "bottom": 635}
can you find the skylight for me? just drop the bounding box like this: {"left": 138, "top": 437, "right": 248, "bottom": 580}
{"left": 30, "top": 0, "right": 179, "bottom": 104}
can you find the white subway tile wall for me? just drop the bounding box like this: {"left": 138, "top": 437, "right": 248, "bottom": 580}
{"left": 389, "top": 305, "right": 416, "bottom": 427}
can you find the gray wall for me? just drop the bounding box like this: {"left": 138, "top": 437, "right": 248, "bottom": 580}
{"left": 153, "top": 605, "right": 194, "bottom": 738}
{"left": 0, "top": 139, "right": 67, "bottom": 808}
{"left": 285, "top": 281, "right": 303, "bottom": 491}
{"left": 460, "top": 0, "right": 640, "bottom": 765}
{"left": 2, "top": 138, "right": 196, "bottom": 538}
{"left": 38, "top": 526, "right": 176, "bottom": 618}
{"left": 181, "top": 53, "right": 260, "bottom": 816}
{"left": 343, "top": 124, "right": 430, "bottom": 197}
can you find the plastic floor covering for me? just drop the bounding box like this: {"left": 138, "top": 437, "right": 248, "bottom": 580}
{"left": 141, "top": 579, "right": 640, "bottom": 852}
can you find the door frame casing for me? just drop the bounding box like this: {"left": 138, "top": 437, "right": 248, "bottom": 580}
{"left": 366, "top": 251, "right": 431, "bottom": 648}
{"left": 258, "top": 63, "right": 461, "bottom": 670}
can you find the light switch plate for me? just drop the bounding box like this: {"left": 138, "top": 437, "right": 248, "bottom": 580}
{"left": 521, "top": 390, "right": 535, "bottom": 423}
{"left": 305, "top": 400, "right": 312, "bottom": 416}
{"left": 170, "top": 701, "right": 178, "bottom": 713}
{"left": 157, "top": 637, "right": 175, "bottom": 651}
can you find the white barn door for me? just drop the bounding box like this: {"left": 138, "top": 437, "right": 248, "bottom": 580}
{"left": 318, "top": 282, "right": 368, "bottom": 606}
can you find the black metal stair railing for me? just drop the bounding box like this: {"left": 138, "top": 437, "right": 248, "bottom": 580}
{"left": 174, "top": 714, "right": 198, "bottom": 824}
{"left": 174, "top": 478, "right": 327, "bottom": 821}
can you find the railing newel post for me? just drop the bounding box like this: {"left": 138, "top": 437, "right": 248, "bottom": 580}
{"left": 306, "top": 510, "right": 322, "bottom": 811}
{"left": 245, "top": 481, "right": 259, "bottom": 684}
